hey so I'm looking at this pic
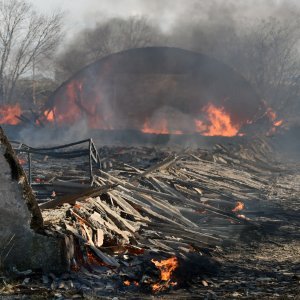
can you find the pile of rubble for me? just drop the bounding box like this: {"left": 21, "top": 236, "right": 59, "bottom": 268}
{"left": 1, "top": 135, "right": 299, "bottom": 298}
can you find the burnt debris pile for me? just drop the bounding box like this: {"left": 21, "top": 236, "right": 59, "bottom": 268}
{"left": 0, "top": 136, "right": 298, "bottom": 298}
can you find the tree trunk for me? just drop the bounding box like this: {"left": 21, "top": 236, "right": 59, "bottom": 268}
{"left": 0, "top": 76, "right": 5, "bottom": 105}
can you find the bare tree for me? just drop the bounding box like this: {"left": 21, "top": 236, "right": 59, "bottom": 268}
{"left": 0, "top": 0, "right": 63, "bottom": 104}
{"left": 56, "top": 16, "right": 163, "bottom": 81}
{"left": 224, "top": 18, "right": 300, "bottom": 112}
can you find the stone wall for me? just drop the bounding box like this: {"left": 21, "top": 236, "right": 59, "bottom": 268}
{"left": 0, "top": 127, "right": 72, "bottom": 273}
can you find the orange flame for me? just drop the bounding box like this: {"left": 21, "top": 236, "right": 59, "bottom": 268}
{"left": 40, "top": 84, "right": 285, "bottom": 138}
{"left": 152, "top": 281, "right": 177, "bottom": 292}
{"left": 54, "top": 81, "right": 83, "bottom": 125}
{"left": 124, "top": 280, "right": 139, "bottom": 287}
{"left": 124, "top": 280, "right": 131, "bottom": 286}
{"left": 266, "top": 107, "right": 283, "bottom": 126}
{"left": 142, "top": 118, "right": 169, "bottom": 135}
{"left": 274, "top": 119, "right": 283, "bottom": 127}
{"left": 0, "top": 104, "right": 21, "bottom": 125}
{"left": 142, "top": 103, "right": 240, "bottom": 136}
{"left": 86, "top": 248, "right": 106, "bottom": 266}
{"left": 195, "top": 104, "right": 240, "bottom": 137}
{"left": 44, "top": 109, "right": 55, "bottom": 122}
{"left": 141, "top": 119, "right": 183, "bottom": 135}
{"left": 266, "top": 107, "right": 277, "bottom": 121}
{"left": 151, "top": 257, "right": 178, "bottom": 281}
{"left": 44, "top": 81, "right": 114, "bottom": 129}
{"left": 151, "top": 257, "right": 178, "bottom": 292}
{"left": 232, "top": 201, "right": 245, "bottom": 212}
{"left": 264, "top": 105, "right": 284, "bottom": 135}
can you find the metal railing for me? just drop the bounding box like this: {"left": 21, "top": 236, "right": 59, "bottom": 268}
{"left": 10, "top": 139, "right": 101, "bottom": 185}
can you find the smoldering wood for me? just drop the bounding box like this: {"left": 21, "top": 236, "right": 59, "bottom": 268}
{"left": 11, "top": 136, "right": 287, "bottom": 274}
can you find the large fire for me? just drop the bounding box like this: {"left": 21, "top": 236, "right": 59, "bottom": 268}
{"left": 140, "top": 103, "right": 240, "bottom": 136}
{"left": 0, "top": 104, "right": 21, "bottom": 125}
{"left": 0, "top": 91, "right": 284, "bottom": 138}
{"left": 194, "top": 103, "right": 240, "bottom": 137}
{"left": 151, "top": 257, "right": 179, "bottom": 292}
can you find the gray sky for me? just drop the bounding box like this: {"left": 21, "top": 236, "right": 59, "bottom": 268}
{"left": 28, "top": 0, "right": 300, "bottom": 39}
{"left": 28, "top": 0, "right": 185, "bottom": 36}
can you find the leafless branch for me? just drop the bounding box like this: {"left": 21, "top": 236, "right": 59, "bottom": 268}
{"left": 0, "top": 0, "right": 63, "bottom": 104}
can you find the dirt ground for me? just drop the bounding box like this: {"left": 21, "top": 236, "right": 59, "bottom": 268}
{"left": 182, "top": 161, "right": 300, "bottom": 299}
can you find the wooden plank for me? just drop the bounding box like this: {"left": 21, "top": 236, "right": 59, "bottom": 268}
{"left": 92, "top": 197, "right": 137, "bottom": 233}
{"left": 118, "top": 183, "right": 247, "bottom": 224}
{"left": 70, "top": 209, "right": 95, "bottom": 229}
{"left": 107, "top": 190, "right": 146, "bottom": 220}
{"left": 39, "top": 183, "right": 118, "bottom": 209}
{"left": 134, "top": 191, "right": 200, "bottom": 229}
{"left": 88, "top": 244, "right": 120, "bottom": 267}
{"left": 79, "top": 223, "right": 120, "bottom": 267}
{"left": 147, "top": 223, "right": 222, "bottom": 245}
{"left": 95, "top": 229, "right": 104, "bottom": 247}
{"left": 129, "top": 154, "right": 180, "bottom": 183}
{"left": 89, "top": 211, "right": 131, "bottom": 242}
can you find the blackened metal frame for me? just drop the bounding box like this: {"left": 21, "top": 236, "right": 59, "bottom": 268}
{"left": 11, "top": 139, "right": 101, "bottom": 185}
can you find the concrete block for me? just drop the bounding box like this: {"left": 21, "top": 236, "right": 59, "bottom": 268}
{"left": 0, "top": 127, "right": 72, "bottom": 273}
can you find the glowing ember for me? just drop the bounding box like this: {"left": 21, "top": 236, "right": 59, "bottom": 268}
{"left": 86, "top": 248, "right": 106, "bottom": 266}
{"left": 274, "top": 119, "right": 283, "bottom": 127}
{"left": 264, "top": 105, "right": 284, "bottom": 134}
{"left": 141, "top": 118, "right": 182, "bottom": 135}
{"left": 44, "top": 109, "right": 55, "bottom": 122}
{"left": 195, "top": 103, "right": 240, "bottom": 137}
{"left": 232, "top": 201, "right": 245, "bottom": 212}
{"left": 266, "top": 107, "right": 277, "bottom": 121}
{"left": 34, "top": 178, "right": 44, "bottom": 183}
{"left": 152, "top": 281, "right": 177, "bottom": 292}
{"left": 142, "top": 118, "right": 168, "bottom": 134}
{"left": 151, "top": 257, "right": 178, "bottom": 292}
{"left": 124, "top": 280, "right": 131, "bottom": 286}
{"left": 0, "top": 104, "right": 21, "bottom": 125}
{"left": 124, "top": 280, "right": 139, "bottom": 287}
{"left": 18, "top": 158, "right": 26, "bottom": 165}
